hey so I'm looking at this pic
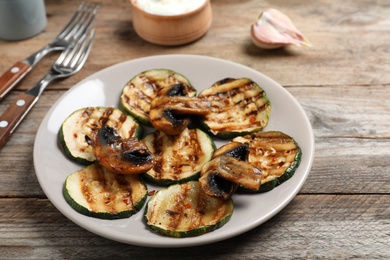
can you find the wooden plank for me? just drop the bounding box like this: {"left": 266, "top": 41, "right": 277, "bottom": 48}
{"left": 1, "top": 0, "right": 390, "bottom": 90}
{"left": 288, "top": 85, "right": 390, "bottom": 193}
{"left": 303, "top": 137, "right": 390, "bottom": 194}
{"left": 0, "top": 91, "right": 62, "bottom": 197}
{"left": 288, "top": 85, "right": 390, "bottom": 139}
{"left": 0, "top": 195, "right": 388, "bottom": 259}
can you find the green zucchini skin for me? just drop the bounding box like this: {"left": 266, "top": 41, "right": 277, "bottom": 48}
{"left": 198, "top": 77, "right": 271, "bottom": 139}
{"left": 63, "top": 164, "right": 148, "bottom": 220}
{"left": 239, "top": 149, "right": 302, "bottom": 193}
{"left": 142, "top": 128, "right": 216, "bottom": 186}
{"left": 233, "top": 131, "right": 302, "bottom": 193}
{"left": 144, "top": 181, "right": 233, "bottom": 238}
{"left": 58, "top": 107, "right": 142, "bottom": 165}
{"left": 120, "top": 69, "right": 197, "bottom": 126}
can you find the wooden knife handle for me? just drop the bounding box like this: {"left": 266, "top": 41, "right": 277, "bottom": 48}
{"left": 0, "top": 61, "right": 32, "bottom": 101}
{"left": 0, "top": 93, "right": 37, "bottom": 149}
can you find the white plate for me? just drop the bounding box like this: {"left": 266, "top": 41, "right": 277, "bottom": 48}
{"left": 34, "top": 54, "right": 314, "bottom": 248}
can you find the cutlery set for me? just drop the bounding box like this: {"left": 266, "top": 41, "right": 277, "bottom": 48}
{"left": 0, "top": 2, "right": 99, "bottom": 149}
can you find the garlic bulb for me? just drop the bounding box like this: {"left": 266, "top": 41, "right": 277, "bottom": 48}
{"left": 251, "top": 8, "right": 311, "bottom": 49}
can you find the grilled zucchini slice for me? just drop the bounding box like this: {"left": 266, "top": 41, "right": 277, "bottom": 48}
{"left": 59, "top": 107, "right": 142, "bottom": 165}
{"left": 233, "top": 131, "right": 302, "bottom": 193}
{"left": 144, "top": 181, "right": 233, "bottom": 238}
{"left": 198, "top": 78, "right": 271, "bottom": 139}
{"left": 120, "top": 69, "right": 197, "bottom": 126}
{"left": 142, "top": 128, "right": 215, "bottom": 186}
{"left": 63, "top": 164, "right": 148, "bottom": 219}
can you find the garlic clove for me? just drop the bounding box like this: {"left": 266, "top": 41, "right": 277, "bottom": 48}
{"left": 251, "top": 8, "right": 311, "bottom": 49}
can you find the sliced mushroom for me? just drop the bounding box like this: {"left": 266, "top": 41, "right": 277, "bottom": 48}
{"left": 165, "top": 83, "right": 189, "bottom": 97}
{"left": 149, "top": 84, "right": 210, "bottom": 135}
{"left": 212, "top": 142, "right": 250, "bottom": 161}
{"left": 90, "top": 125, "right": 155, "bottom": 174}
{"left": 199, "top": 155, "right": 262, "bottom": 200}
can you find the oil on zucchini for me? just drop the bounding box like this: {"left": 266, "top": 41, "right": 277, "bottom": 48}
{"left": 120, "top": 69, "right": 197, "bottom": 126}
{"left": 58, "top": 107, "right": 142, "bottom": 165}
{"left": 142, "top": 128, "right": 215, "bottom": 186}
{"left": 144, "top": 181, "right": 233, "bottom": 238}
{"left": 198, "top": 78, "right": 271, "bottom": 139}
{"left": 232, "top": 131, "right": 302, "bottom": 193}
{"left": 58, "top": 69, "right": 306, "bottom": 238}
{"left": 63, "top": 164, "right": 148, "bottom": 219}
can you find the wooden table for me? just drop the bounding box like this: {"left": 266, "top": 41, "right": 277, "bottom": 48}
{"left": 1, "top": 0, "right": 389, "bottom": 258}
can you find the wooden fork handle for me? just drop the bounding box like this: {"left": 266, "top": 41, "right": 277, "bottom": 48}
{"left": 0, "top": 93, "right": 37, "bottom": 149}
{"left": 0, "top": 61, "right": 32, "bottom": 101}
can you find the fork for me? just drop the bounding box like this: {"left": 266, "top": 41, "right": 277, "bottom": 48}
{"left": 0, "top": 2, "right": 99, "bottom": 102}
{"left": 0, "top": 29, "right": 95, "bottom": 149}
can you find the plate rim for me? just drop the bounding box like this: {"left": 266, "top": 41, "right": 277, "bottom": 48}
{"left": 33, "top": 54, "right": 315, "bottom": 248}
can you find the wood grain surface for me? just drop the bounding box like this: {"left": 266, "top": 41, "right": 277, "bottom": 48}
{"left": 0, "top": 0, "right": 389, "bottom": 259}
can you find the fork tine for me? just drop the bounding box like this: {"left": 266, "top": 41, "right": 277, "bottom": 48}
{"left": 70, "top": 29, "right": 95, "bottom": 69}
{"left": 57, "top": 2, "right": 86, "bottom": 39}
{"left": 58, "top": 29, "right": 95, "bottom": 72}
{"left": 55, "top": 42, "right": 73, "bottom": 66}
{"left": 61, "top": 39, "right": 80, "bottom": 67}
{"left": 71, "top": 4, "right": 99, "bottom": 40}
{"left": 57, "top": 2, "right": 99, "bottom": 41}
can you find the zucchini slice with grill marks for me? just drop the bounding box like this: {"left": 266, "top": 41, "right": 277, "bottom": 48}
{"left": 144, "top": 181, "right": 233, "bottom": 238}
{"left": 142, "top": 128, "right": 215, "bottom": 186}
{"left": 233, "top": 131, "right": 302, "bottom": 193}
{"left": 63, "top": 164, "right": 148, "bottom": 219}
{"left": 59, "top": 107, "right": 142, "bottom": 165}
{"left": 120, "top": 69, "right": 197, "bottom": 126}
{"left": 198, "top": 77, "right": 271, "bottom": 139}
